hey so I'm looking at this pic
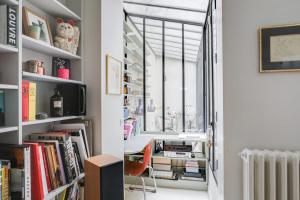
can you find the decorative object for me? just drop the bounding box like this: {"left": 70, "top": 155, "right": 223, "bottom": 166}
{"left": 50, "top": 88, "right": 63, "bottom": 117}
{"left": 52, "top": 57, "right": 71, "bottom": 77}
{"left": 57, "top": 68, "right": 69, "bottom": 79}
{"left": 26, "top": 60, "right": 45, "bottom": 75}
{"left": 28, "top": 25, "right": 41, "bottom": 40}
{"left": 106, "top": 55, "right": 122, "bottom": 95}
{"left": 35, "top": 112, "right": 48, "bottom": 120}
{"left": 23, "top": 7, "right": 53, "bottom": 45}
{"left": 260, "top": 24, "right": 300, "bottom": 72}
{"left": 54, "top": 18, "right": 80, "bottom": 54}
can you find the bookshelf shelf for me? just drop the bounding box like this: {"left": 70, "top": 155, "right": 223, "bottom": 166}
{"left": 0, "top": 84, "right": 18, "bottom": 89}
{"left": 22, "top": 116, "right": 82, "bottom": 126}
{"left": 44, "top": 173, "right": 85, "bottom": 200}
{"left": 152, "top": 152, "right": 206, "bottom": 161}
{"left": 0, "top": 43, "right": 18, "bottom": 53}
{"left": 0, "top": 126, "right": 18, "bottom": 134}
{"left": 28, "top": 0, "right": 81, "bottom": 20}
{"left": 23, "top": 71, "right": 83, "bottom": 84}
{"left": 1, "top": 0, "right": 18, "bottom": 5}
{"left": 22, "top": 35, "right": 82, "bottom": 60}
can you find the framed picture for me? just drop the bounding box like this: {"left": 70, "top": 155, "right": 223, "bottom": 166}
{"left": 23, "top": 7, "right": 53, "bottom": 45}
{"left": 106, "top": 55, "right": 122, "bottom": 95}
{"left": 260, "top": 24, "right": 300, "bottom": 72}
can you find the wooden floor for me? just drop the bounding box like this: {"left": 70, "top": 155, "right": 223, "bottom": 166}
{"left": 125, "top": 187, "right": 209, "bottom": 200}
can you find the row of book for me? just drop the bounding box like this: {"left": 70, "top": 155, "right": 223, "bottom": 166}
{"left": 0, "top": 123, "right": 90, "bottom": 200}
{"left": 0, "top": 4, "right": 17, "bottom": 47}
{"left": 22, "top": 81, "right": 36, "bottom": 121}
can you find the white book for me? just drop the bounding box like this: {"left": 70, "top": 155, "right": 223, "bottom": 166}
{"left": 24, "top": 146, "right": 31, "bottom": 200}
{"left": 153, "top": 164, "right": 172, "bottom": 171}
{"left": 0, "top": 5, "right": 7, "bottom": 44}
{"left": 38, "top": 146, "right": 48, "bottom": 195}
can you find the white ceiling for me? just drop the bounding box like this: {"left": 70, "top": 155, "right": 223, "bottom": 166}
{"left": 123, "top": 0, "right": 209, "bottom": 62}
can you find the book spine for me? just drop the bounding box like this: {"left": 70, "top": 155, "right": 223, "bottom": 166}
{"left": 24, "top": 147, "right": 31, "bottom": 200}
{"left": 59, "top": 143, "right": 73, "bottom": 184}
{"left": 0, "top": 5, "right": 7, "bottom": 44}
{"left": 41, "top": 145, "right": 52, "bottom": 192}
{"left": 54, "top": 143, "right": 67, "bottom": 185}
{"left": 2, "top": 161, "right": 10, "bottom": 200}
{"left": 7, "top": 5, "right": 17, "bottom": 47}
{"left": 28, "top": 82, "right": 36, "bottom": 121}
{"left": 0, "top": 162, "right": 2, "bottom": 200}
{"left": 22, "top": 81, "right": 29, "bottom": 121}
{"left": 38, "top": 146, "right": 48, "bottom": 196}
{"left": 65, "top": 138, "right": 78, "bottom": 179}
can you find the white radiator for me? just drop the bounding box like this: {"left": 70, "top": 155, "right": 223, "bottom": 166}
{"left": 241, "top": 149, "right": 300, "bottom": 200}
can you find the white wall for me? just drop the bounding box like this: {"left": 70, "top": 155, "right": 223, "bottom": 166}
{"left": 222, "top": 0, "right": 300, "bottom": 199}
{"left": 84, "top": 0, "right": 124, "bottom": 158}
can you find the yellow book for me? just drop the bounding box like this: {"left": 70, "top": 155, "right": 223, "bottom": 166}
{"left": 28, "top": 82, "right": 36, "bottom": 121}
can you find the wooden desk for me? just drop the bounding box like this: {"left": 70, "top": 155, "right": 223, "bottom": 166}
{"left": 124, "top": 135, "right": 153, "bottom": 155}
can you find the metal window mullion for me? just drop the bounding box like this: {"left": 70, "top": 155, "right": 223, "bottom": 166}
{"left": 182, "top": 23, "right": 185, "bottom": 132}
{"left": 143, "top": 17, "right": 146, "bottom": 131}
{"left": 162, "top": 21, "right": 165, "bottom": 132}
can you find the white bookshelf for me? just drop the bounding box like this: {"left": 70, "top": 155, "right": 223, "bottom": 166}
{"left": 23, "top": 71, "right": 83, "bottom": 84}
{"left": 22, "top": 116, "right": 82, "bottom": 126}
{"left": 0, "top": 84, "right": 18, "bottom": 89}
{"left": 0, "top": 0, "right": 85, "bottom": 198}
{"left": 0, "top": 126, "right": 18, "bottom": 134}
{"left": 28, "top": 0, "right": 81, "bottom": 20}
{"left": 1, "top": 0, "right": 19, "bottom": 5}
{"left": 0, "top": 44, "right": 18, "bottom": 53}
{"left": 22, "top": 35, "right": 82, "bottom": 60}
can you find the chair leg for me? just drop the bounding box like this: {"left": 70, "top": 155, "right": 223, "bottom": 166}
{"left": 148, "top": 166, "right": 157, "bottom": 193}
{"left": 140, "top": 176, "right": 147, "bottom": 200}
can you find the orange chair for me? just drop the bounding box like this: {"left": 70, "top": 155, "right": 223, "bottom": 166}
{"left": 125, "top": 143, "right": 157, "bottom": 200}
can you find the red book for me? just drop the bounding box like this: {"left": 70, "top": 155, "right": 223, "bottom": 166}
{"left": 40, "top": 144, "right": 52, "bottom": 192}
{"left": 22, "top": 80, "right": 29, "bottom": 121}
{"left": 24, "top": 143, "right": 44, "bottom": 200}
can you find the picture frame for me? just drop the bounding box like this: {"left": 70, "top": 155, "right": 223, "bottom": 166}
{"left": 106, "top": 55, "right": 123, "bottom": 95}
{"left": 260, "top": 24, "right": 300, "bottom": 72}
{"left": 23, "top": 7, "right": 53, "bottom": 45}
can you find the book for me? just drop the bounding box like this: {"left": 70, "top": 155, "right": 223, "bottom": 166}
{"left": 24, "top": 143, "right": 45, "bottom": 200}
{"left": 22, "top": 81, "right": 29, "bottom": 121}
{"left": 153, "top": 163, "right": 172, "bottom": 171}
{"left": 72, "top": 142, "right": 83, "bottom": 173}
{"left": 0, "top": 161, "right": 2, "bottom": 199}
{"left": 1, "top": 160, "right": 11, "bottom": 200}
{"left": 44, "top": 145, "right": 57, "bottom": 190}
{"left": 40, "top": 144, "right": 51, "bottom": 192}
{"left": 152, "top": 157, "right": 172, "bottom": 165}
{"left": 28, "top": 82, "right": 36, "bottom": 121}
{"left": 49, "top": 144, "right": 61, "bottom": 188}
{"left": 37, "top": 146, "right": 48, "bottom": 196}
{"left": 0, "top": 144, "right": 31, "bottom": 200}
{"left": 10, "top": 168, "right": 25, "bottom": 200}
{"left": 0, "top": 4, "right": 17, "bottom": 47}
{"left": 59, "top": 143, "right": 73, "bottom": 184}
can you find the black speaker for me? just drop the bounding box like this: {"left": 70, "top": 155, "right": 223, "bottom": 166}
{"left": 85, "top": 155, "right": 124, "bottom": 200}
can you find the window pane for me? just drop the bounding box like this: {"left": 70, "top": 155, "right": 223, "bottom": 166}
{"left": 184, "top": 25, "right": 202, "bottom": 132}
{"left": 165, "top": 21, "right": 183, "bottom": 132}
{"left": 145, "top": 19, "right": 163, "bottom": 132}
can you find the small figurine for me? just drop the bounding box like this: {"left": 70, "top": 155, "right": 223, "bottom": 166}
{"left": 54, "top": 18, "right": 80, "bottom": 55}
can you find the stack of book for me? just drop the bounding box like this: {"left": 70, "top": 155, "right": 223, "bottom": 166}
{"left": 0, "top": 125, "right": 90, "bottom": 200}
{"left": 152, "top": 157, "right": 174, "bottom": 180}
{"left": 0, "top": 4, "right": 17, "bottom": 47}
{"left": 181, "top": 161, "right": 205, "bottom": 181}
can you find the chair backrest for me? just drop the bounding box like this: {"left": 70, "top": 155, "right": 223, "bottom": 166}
{"left": 142, "top": 142, "right": 152, "bottom": 168}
